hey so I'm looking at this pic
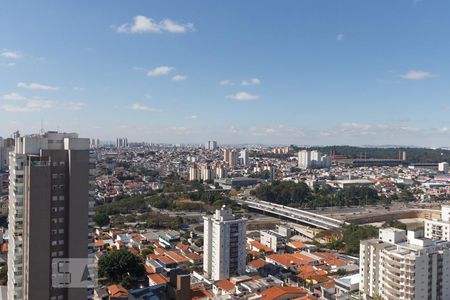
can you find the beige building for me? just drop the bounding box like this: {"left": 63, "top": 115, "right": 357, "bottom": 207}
{"left": 360, "top": 227, "right": 450, "bottom": 300}
{"left": 7, "top": 131, "right": 94, "bottom": 300}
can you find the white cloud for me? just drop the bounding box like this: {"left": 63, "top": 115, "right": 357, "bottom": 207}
{"left": 242, "top": 78, "right": 261, "bottom": 86}
{"left": 227, "top": 92, "right": 259, "bottom": 101}
{"left": 172, "top": 74, "right": 186, "bottom": 81}
{"left": 116, "top": 16, "right": 194, "bottom": 34}
{"left": 219, "top": 80, "right": 235, "bottom": 86}
{"left": 17, "top": 82, "right": 58, "bottom": 90}
{"left": 336, "top": 33, "right": 344, "bottom": 41}
{"left": 130, "top": 103, "right": 161, "bottom": 112}
{"left": 160, "top": 19, "right": 194, "bottom": 33}
{"left": 401, "top": 70, "right": 436, "bottom": 80}
{"left": 0, "top": 50, "right": 22, "bottom": 59}
{"left": 186, "top": 115, "right": 198, "bottom": 119}
{"left": 63, "top": 101, "right": 85, "bottom": 110}
{"left": 147, "top": 66, "right": 174, "bottom": 77}
{"left": 2, "top": 92, "right": 26, "bottom": 100}
{"left": 0, "top": 99, "right": 54, "bottom": 112}
{"left": 439, "top": 127, "right": 449, "bottom": 133}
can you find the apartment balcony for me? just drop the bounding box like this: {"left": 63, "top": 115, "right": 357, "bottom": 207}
{"left": 383, "top": 264, "right": 401, "bottom": 276}
{"left": 383, "top": 284, "right": 402, "bottom": 299}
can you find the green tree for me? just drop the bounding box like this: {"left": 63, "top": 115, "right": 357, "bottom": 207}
{"left": 94, "top": 212, "right": 110, "bottom": 227}
{"left": 98, "top": 249, "right": 145, "bottom": 287}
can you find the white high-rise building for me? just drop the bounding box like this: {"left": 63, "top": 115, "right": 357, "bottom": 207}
{"left": 424, "top": 205, "right": 450, "bottom": 241}
{"left": 298, "top": 150, "right": 331, "bottom": 169}
{"left": 215, "top": 165, "right": 227, "bottom": 179}
{"left": 360, "top": 227, "right": 450, "bottom": 300}
{"left": 189, "top": 164, "right": 201, "bottom": 181}
{"left": 205, "top": 141, "right": 218, "bottom": 150}
{"left": 298, "top": 150, "right": 312, "bottom": 169}
{"left": 116, "top": 137, "right": 128, "bottom": 148}
{"left": 239, "top": 149, "right": 249, "bottom": 166}
{"left": 200, "top": 164, "right": 214, "bottom": 181}
{"left": 0, "top": 137, "right": 5, "bottom": 171}
{"left": 8, "top": 131, "right": 94, "bottom": 300}
{"left": 203, "top": 207, "right": 247, "bottom": 280}
{"left": 438, "top": 162, "right": 449, "bottom": 174}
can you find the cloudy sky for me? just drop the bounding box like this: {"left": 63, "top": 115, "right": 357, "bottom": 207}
{"left": 1, "top": 0, "right": 450, "bottom": 146}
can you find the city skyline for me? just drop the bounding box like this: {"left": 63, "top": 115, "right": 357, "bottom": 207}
{"left": 2, "top": 0, "right": 450, "bottom": 146}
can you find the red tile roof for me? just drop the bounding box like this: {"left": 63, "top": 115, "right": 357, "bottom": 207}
{"left": 260, "top": 286, "right": 308, "bottom": 300}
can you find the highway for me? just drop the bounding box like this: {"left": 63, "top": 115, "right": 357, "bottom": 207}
{"left": 233, "top": 197, "right": 345, "bottom": 230}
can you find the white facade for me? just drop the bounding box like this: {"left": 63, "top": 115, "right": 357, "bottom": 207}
{"left": 438, "top": 162, "right": 449, "bottom": 174}
{"left": 424, "top": 205, "right": 450, "bottom": 241}
{"left": 203, "top": 208, "right": 247, "bottom": 280}
{"left": 189, "top": 165, "right": 201, "bottom": 181}
{"left": 298, "top": 150, "right": 331, "bottom": 169}
{"left": 239, "top": 149, "right": 249, "bottom": 166}
{"left": 360, "top": 227, "right": 450, "bottom": 300}
{"left": 260, "top": 230, "right": 286, "bottom": 253}
{"left": 0, "top": 137, "right": 4, "bottom": 170}
{"left": 205, "top": 141, "right": 218, "bottom": 150}
{"left": 201, "top": 164, "right": 214, "bottom": 181}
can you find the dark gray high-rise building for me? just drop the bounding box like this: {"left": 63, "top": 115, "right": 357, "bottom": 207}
{"left": 8, "top": 131, "right": 94, "bottom": 300}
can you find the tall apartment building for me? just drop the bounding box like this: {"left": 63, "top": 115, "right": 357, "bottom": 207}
{"left": 298, "top": 150, "right": 331, "bottom": 169}
{"left": 0, "top": 136, "right": 15, "bottom": 171}
{"left": 223, "top": 149, "right": 238, "bottom": 168}
{"left": 424, "top": 205, "right": 450, "bottom": 241}
{"left": 116, "top": 137, "right": 128, "bottom": 148}
{"left": 203, "top": 207, "right": 247, "bottom": 280}
{"left": 239, "top": 149, "right": 249, "bottom": 166}
{"left": 8, "top": 131, "right": 94, "bottom": 300}
{"left": 360, "top": 227, "right": 450, "bottom": 300}
{"left": 200, "top": 164, "right": 214, "bottom": 182}
{"left": 205, "top": 141, "right": 218, "bottom": 150}
{"left": 438, "top": 162, "right": 449, "bottom": 174}
{"left": 189, "top": 164, "right": 228, "bottom": 181}
{"left": 0, "top": 137, "right": 4, "bottom": 171}
{"left": 189, "top": 164, "right": 201, "bottom": 181}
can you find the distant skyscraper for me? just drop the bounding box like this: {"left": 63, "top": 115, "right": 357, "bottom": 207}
{"left": 0, "top": 137, "right": 4, "bottom": 171}
{"left": 200, "top": 164, "right": 214, "bottom": 181}
{"left": 188, "top": 164, "right": 201, "bottom": 181}
{"left": 239, "top": 149, "right": 249, "bottom": 166}
{"left": 8, "top": 131, "right": 94, "bottom": 300}
{"left": 203, "top": 208, "right": 246, "bottom": 280}
{"left": 116, "top": 137, "right": 128, "bottom": 148}
{"left": 298, "top": 150, "right": 331, "bottom": 169}
{"left": 438, "top": 162, "right": 449, "bottom": 174}
{"left": 223, "top": 149, "right": 238, "bottom": 167}
{"left": 205, "top": 141, "right": 218, "bottom": 150}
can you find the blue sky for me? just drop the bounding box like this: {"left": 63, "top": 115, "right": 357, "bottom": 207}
{"left": 1, "top": 0, "right": 450, "bottom": 146}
